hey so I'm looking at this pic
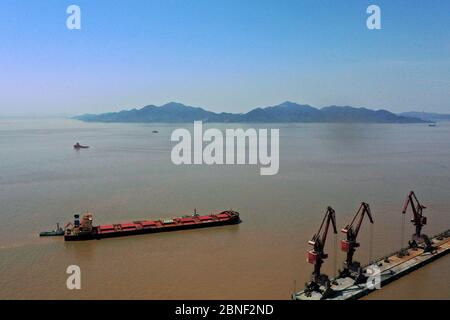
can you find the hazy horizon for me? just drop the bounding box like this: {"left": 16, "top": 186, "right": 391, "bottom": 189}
{"left": 1, "top": 0, "right": 449, "bottom": 116}
{"left": 1, "top": 101, "right": 449, "bottom": 119}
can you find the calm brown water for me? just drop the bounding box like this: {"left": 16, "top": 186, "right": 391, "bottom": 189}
{"left": 0, "top": 119, "right": 449, "bottom": 299}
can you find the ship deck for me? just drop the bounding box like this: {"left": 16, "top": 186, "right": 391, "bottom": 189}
{"left": 95, "top": 211, "right": 237, "bottom": 235}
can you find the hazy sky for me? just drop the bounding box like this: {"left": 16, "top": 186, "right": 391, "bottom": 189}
{"left": 0, "top": 0, "right": 449, "bottom": 116}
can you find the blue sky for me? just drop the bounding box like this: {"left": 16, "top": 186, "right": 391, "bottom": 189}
{"left": 0, "top": 0, "right": 449, "bottom": 116}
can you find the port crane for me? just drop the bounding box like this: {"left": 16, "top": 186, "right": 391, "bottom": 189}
{"left": 305, "top": 206, "right": 337, "bottom": 296}
{"left": 340, "top": 202, "right": 374, "bottom": 282}
{"left": 402, "top": 191, "right": 433, "bottom": 251}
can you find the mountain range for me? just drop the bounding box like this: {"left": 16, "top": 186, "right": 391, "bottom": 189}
{"left": 74, "top": 102, "right": 429, "bottom": 123}
{"left": 399, "top": 112, "right": 450, "bottom": 122}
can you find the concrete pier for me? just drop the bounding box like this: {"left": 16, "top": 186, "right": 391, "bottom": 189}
{"left": 293, "top": 230, "right": 450, "bottom": 300}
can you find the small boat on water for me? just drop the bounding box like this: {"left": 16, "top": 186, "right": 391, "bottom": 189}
{"left": 74, "top": 142, "right": 90, "bottom": 149}
{"left": 39, "top": 223, "right": 65, "bottom": 237}
{"left": 152, "top": 130, "right": 159, "bottom": 133}
{"left": 429, "top": 123, "right": 437, "bottom": 127}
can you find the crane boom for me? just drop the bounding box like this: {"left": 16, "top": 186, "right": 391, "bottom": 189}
{"left": 348, "top": 202, "right": 374, "bottom": 238}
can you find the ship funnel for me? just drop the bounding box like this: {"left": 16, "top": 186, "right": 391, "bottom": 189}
{"left": 74, "top": 214, "right": 80, "bottom": 228}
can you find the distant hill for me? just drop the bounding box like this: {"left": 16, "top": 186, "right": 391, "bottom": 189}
{"left": 74, "top": 101, "right": 427, "bottom": 123}
{"left": 400, "top": 112, "right": 450, "bottom": 122}
{"left": 76, "top": 102, "right": 240, "bottom": 123}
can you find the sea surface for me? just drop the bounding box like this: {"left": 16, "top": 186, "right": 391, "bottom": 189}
{"left": 0, "top": 118, "right": 449, "bottom": 299}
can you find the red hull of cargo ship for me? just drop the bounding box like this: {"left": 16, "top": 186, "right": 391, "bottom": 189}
{"left": 64, "top": 211, "right": 240, "bottom": 241}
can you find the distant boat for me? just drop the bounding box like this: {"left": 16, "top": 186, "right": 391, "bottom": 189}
{"left": 74, "top": 142, "right": 90, "bottom": 149}
{"left": 152, "top": 130, "right": 159, "bottom": 133}
{"left": 429, "top": 123, "right": 437, "bottom": 127}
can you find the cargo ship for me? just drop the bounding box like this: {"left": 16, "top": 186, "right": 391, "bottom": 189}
{"left": 64, "top": 210, "right": 240, "bottom": 241}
